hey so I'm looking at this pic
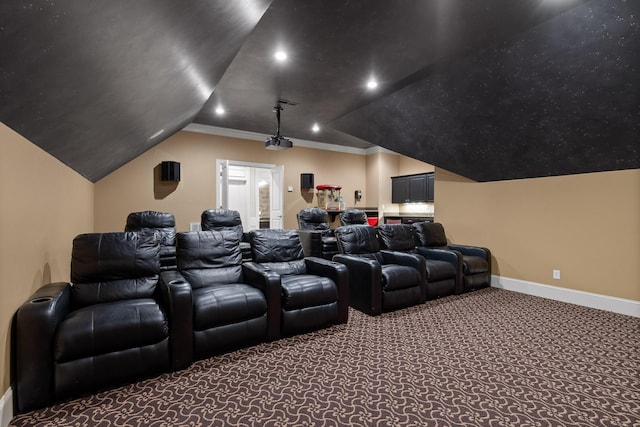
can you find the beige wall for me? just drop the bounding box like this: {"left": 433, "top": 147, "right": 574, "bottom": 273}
{"left": 0, "top": 123, "right": 94, "bottom": 394}
{"left": 94, "top": 131, "right": 369, "bottom": 232}
{"left": 398, "top": 156, "right": 435, "bottom": 175}
{"left": 435, "top": 167, "right": 640, "bottom": 301}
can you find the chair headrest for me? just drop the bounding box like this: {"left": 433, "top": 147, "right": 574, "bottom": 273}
{"left": 71, "top": 231, "right": 160, "bottom": 282}
{"left": 297, "top": 208, "right": 330, "bottom": 230}
{"left": 377, "top": 224, "right": 416, "bottom": 251}
{"left": 249, "top": 229, "right": 304, "bottom": 263}
{"left": 176, "top": 230, "right": 242, "bottom": 270}
{"left": 339, "top": 209, "right": 367, "bottom": 225}
{"left": 413, "top": 222, "right": 448, "bottom": 247}
{"left": 335, "top": 225, "right": 380, "bottom": 254}
{"left": 125, "top": 211, "right": 175, "bottom": 229}
{"left": 201, "top": 209, "right": 243, "bottom": 230}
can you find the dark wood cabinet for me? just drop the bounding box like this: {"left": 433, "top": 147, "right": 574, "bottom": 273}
{"left": 391, "top": 173, "right": 434, "bottom": 203}
{"left": 391, "top": 177, "right": 409, "bottom": 203}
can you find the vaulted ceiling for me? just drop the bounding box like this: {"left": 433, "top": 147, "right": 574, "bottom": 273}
{"left": 1, "top": 0, "right": 638, "bottom": 182}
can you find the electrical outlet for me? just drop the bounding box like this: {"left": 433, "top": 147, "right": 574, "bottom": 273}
{"left": 190, "top": 222, "right": 201, "bottom": 232}
{"left": 553, "top": 270, "right": 561, "bottom": 280}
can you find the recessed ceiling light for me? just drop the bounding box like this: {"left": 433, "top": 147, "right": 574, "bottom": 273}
{"left": 312, "top": 123, "right": 320, "bottom": 133}
{"left": 274, "top": 50, "right": 288, "bottom": 62}
{"left": 366, "top": 78, "right": 378, "bottom": 90}
{"left": 215, "top": 106, "right": 225, "bottom": 115}
{"left": 149, "top": 128, "right": 165, "bottom": 140}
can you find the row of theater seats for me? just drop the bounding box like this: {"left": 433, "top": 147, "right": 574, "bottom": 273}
{"left": 296, "top": 207, "right": 491, "bottom": 297}
{"left": 12, "top": 226, "right": 347, "bottom": 413}
{"left": 12, "top": 209, "right": 490, "bottom": 414}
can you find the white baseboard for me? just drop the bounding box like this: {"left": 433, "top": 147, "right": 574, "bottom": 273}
{"left": 0, "top": 387, "right": 12, "bottom": 427}
{"left": 491, "top": 275, "right": 640, "bottom": 318}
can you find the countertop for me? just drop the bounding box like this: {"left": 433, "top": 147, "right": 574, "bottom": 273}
{"left": 382, "top": 212, "right": 434, "bottom": 218}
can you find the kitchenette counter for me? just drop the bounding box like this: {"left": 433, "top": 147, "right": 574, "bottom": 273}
{"left": 382, "top": 213, "right": 434, "bottom": 224}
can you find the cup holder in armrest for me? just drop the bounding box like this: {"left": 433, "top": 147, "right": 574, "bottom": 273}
{"left": 30, "top": 297, "right": 53, "bottom": 303}
{"left": 169, "top": 280, "right": 187, "bottom": 285}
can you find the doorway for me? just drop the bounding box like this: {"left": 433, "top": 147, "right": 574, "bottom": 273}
{"left": 216, "top": 160, "right": 284, "bottom": 230}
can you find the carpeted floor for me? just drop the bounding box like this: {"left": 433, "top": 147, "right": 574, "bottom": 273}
{"left": 10, "top": 288, "right": 640, "bottom": 426}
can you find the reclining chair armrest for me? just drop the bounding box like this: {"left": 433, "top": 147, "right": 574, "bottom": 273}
{"left": 242, "top": 262, "right": 282, "bottom": 341}
{"left": 380, "top": 251, "right": 427, "bottom": 302}
{"left": 333, "top": 254, "right": 383, "bottom": 316}
{"left": 13, "top": 282, "right": 71, "bottom": 413}
{"left": 305, "top": 257, "right": 350, "bottom": 324}
{"left": 159, "top": 271, "right": 193, "bottom": 370}
{"left": 448, "top": 244, "right": 490, "bottom": 261}
{"left": 381, "top": 250, "right": 425, "bottom": 271}
{"left": 297, "top": 230, "right": 323, "bottom": 258}
{"left": 416, "top": 247, "right": 465, "bottom": 295}
{"left": 415, "top": 247, "right": 461, "bottom": 265}
{"left": 448, "top": 244, "right": 492, "bottom": 284}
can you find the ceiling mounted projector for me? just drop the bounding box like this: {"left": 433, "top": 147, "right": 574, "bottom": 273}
{"left": 265, "top": 135, "right": 293, "bottom": 150}
{"left": 265, "top": 101, "right": 293, "bottom": 150}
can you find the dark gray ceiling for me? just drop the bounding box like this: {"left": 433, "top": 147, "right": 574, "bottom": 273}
{"left": 1, "top": 0, "right": 638, "bottom": 182}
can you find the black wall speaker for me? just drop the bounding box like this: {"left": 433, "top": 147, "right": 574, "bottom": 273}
{"left": 301, "top": 173, "right": 314, "bottom": 189}
{"left": 161, "top": 161, "right": 181, "bottom": 181}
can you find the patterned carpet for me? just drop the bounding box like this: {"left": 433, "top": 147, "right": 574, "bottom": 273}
{"left": 11, "top": 288, "right": 640, "bottom": 426}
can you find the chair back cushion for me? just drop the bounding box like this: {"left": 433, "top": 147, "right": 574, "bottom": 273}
{"left": 335, "top": 225, "right": 381, "bottom": 254}
{"left": 297, "top": 208, "right": 330, "bottom": 231}
{"left": 413, "top": 222, "right": 449, "bottom": 248}
{"left": 177, "top": 230, "right": 243, "bottom": 289}
{"left": 201, "top": 209, "right": 243, "bottom": 229}
{"left": 71, "top": 231, "right": 160, "bottom": 308}
{"left": 377, "top": 224, "right": 417, "bottom": 252}
{"left": 249, "top": 229, "right": 307, "bottom": 275}
{"left": 125, "top": 211, "right": 176, "bottom": 247}
{"left": 200, "top": 209, "right": 244, "bottom": 238}
{"left": 339, "top": 209, "right": 367, "bottom": 226}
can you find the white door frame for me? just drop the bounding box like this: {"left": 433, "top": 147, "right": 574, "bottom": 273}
{"left": 216, "top": 159, "right": 284, "bottom": 230}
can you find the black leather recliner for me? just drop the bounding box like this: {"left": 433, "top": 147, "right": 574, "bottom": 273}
{"left": 412, "top": 222, "right": 491, "bottom": 294}
{"left": 377, "top": 224, "right": 457, "bottom": 300}
{"left": 201, "top": 209, "right": 253, "bottom": 262}
{"left": 333, "top": 225, "right": 426, "bottom": 316}
{"left": 339, "top": 209, "right": 368, "bottom": 226}
{"left": 167, "top": 230, "right": 280, "bottom": 361}
{"left": 296, "top": 207, "right": 339, "bottom": 260}
{"left": 125, "top": 211, "right": 177, "bottom": 270}
{"left": 248, "top": 229, "right": 348, "bottom": 336}
{"left": 12, "top": 231, "right": 191, "bottom": 413}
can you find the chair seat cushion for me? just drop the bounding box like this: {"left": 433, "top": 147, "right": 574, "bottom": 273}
{"left": 381, "top": 265, "right": 421, "bottom": 291}
{"left": 55, "top": 299, "right": 168, "bottom": 363}
{"left": 462, "top": 255, "right": 488, "bottom": 274}
{"left": 193, "top": 284, "right": 267, "bottom": 331}
{"left": 426, "top": 260, "right": 457, "bottom": 282}
{"left": 281, "top": 275, "right": 338, "bottom": 310}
